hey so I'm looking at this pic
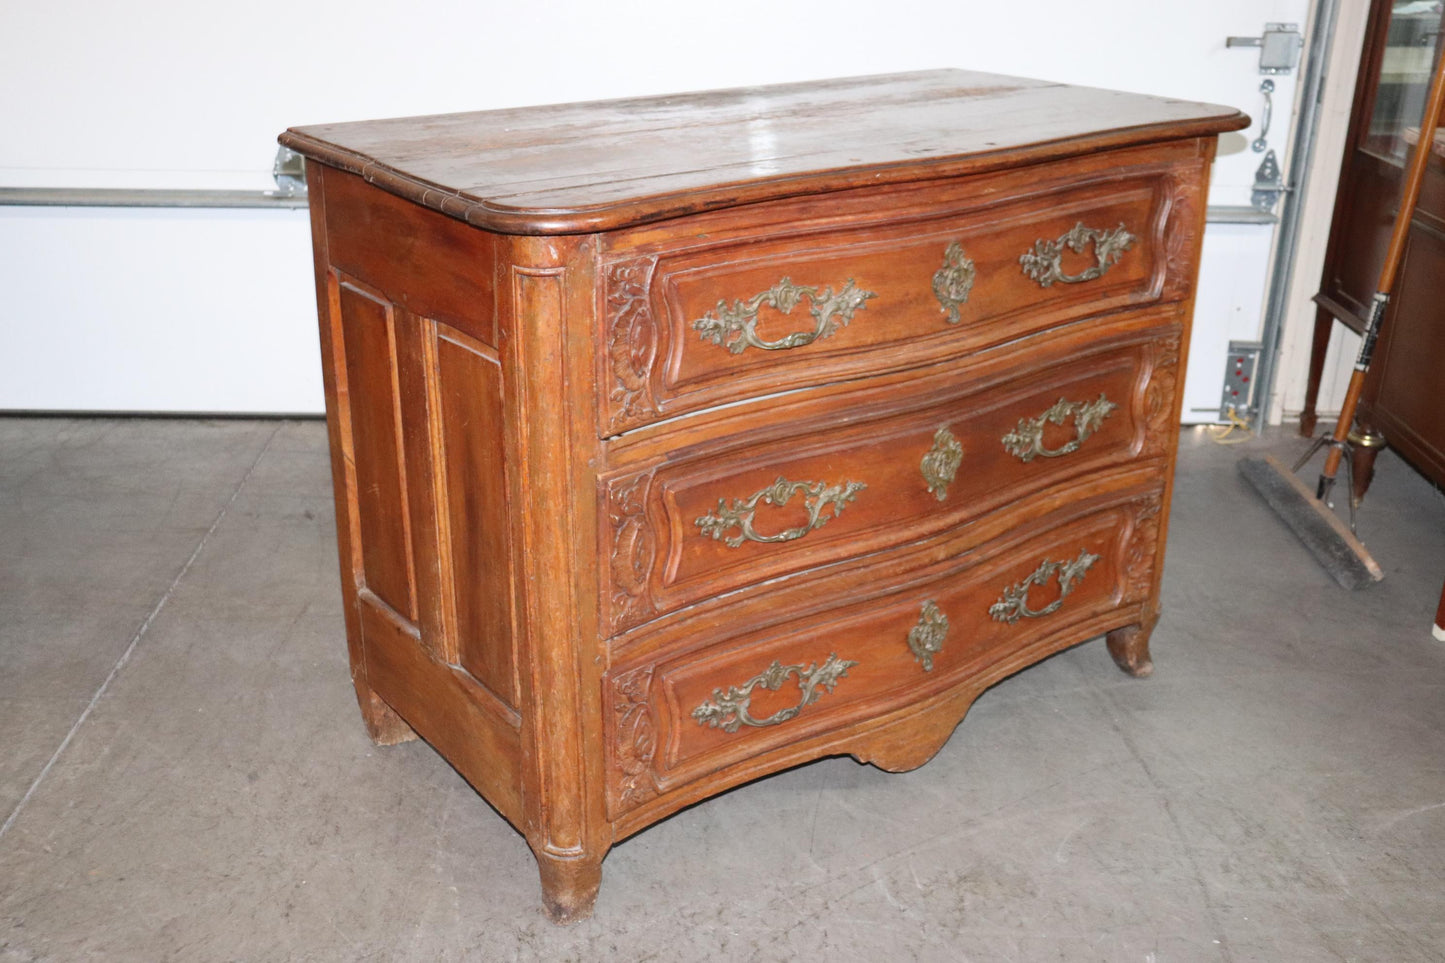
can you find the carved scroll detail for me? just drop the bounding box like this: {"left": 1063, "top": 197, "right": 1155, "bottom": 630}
{"left": 612, "top": 665, "right": 659, "bottom": 810}
{"left": 1123, "top": 498, "right": 1164, "bottom": 603}
{"left": 1163, "top": 176, "right": 1201, "bottom": 297}
{"left": 607, "top": 469, "right": 658, "bottom": 631}
{"left": 1142, "top": 331, "right": 1183, "bottom": 457}
{"left": 605, "top": 259, "right": 660, "bottom": 433}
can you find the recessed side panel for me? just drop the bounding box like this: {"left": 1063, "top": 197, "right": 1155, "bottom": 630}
{"left": 359, "top": 593, "right": 522, "bottom": 823}
{"left": 433, "top": 324, "right": 519, "bottom": 708}
{"left": 335, "top": 280, "right": 418, "bottom": 622}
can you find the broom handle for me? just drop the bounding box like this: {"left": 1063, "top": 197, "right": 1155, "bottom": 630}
{"left": 1321, "top": 47, "right": 1445, "bottom": 487}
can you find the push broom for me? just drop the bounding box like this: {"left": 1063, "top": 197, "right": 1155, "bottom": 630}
{"left": 1239, "top": 45, "right": 1445, "bottom": 590}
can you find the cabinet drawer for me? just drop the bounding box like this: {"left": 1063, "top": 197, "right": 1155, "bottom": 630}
{"left": 601, "top": 317, "right": 1181, "bottom": 635}
{"left": 601, "top": 147, "right": 1202, "bottom": 434}
{"left": 605, "top": 491, "right": 1160, "bottom": 816}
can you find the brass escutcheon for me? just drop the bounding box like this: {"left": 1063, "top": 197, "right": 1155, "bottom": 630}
{"left": 1002, "top": 394, "right": 1117, "bottom": 463}
{"left": 907, "top": 600, "right": 949, "bottom": 672}
{"left": 692, "top": 277, "right": 875, "bottom": 355}
{"left": 920, "top": 426, "right": 964, "bottom": 501}
{"left": 933, "top": 241, "right": 977, "bottom": 324}
{"left": 692, "top": 654, "right": 858, "bottom": 733}
{"left": 1019, "top": 222, "right": 1135, "bottom": 288}
{"left": 695, "top": 476, "right": 866, "bottom": 549}
{"left": 988, "top": 549, "right": 1100, "bottom": 624}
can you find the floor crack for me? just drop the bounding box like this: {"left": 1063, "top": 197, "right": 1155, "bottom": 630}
{"left": 0, "top": 421, "right": 283, "bottom": 842}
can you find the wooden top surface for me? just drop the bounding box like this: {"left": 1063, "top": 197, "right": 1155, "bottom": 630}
{"left": 280, "top": 70, "right": 1247, "bottom": 235}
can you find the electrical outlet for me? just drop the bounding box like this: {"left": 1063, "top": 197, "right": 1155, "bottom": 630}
{"left": 1219, "top": 341, "right": 1262, "bottom": 422}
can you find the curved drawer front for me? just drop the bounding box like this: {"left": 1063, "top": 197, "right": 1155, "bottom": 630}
{"left": 600, "top": 154, "right": 1203, "bottom": 434}
{"left": 604, "top": 493, "right": 1161, "bottom": 816}
{"left": 601, "top": 324, "right": 1180, "bottom": 635}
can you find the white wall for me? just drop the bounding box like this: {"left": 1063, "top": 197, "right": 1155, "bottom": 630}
{"left": 0, "top": 0, "right": 1327, "bottom": 413}
{"left": 1269, "top": 0, "right": 1373, "bottom": 424}
{"left": 0, "top": 206, "right": 319, "bottom": 413}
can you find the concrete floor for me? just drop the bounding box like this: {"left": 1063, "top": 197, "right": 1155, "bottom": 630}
{"left": 0, "top": 417, "right": 1442, "bottom": 962}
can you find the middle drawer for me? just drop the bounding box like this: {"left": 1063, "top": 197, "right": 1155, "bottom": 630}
{"left": 601, "top": 312, "right": 1181, "bottom": 636}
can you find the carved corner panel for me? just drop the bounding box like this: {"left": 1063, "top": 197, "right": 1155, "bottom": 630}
{"left": 1121, "top": 495, "right": 1165, "bottom": 604}
{"left": 1162, "top": 175, "right": 1204, "bottom": 301}
{"left": 605, "top": 469, "right": 660, "bottom": 634}
{"left": 1140, "top": 329, "right": 1183, "bottom": 459}
{"left": 609, "top": 664, "right": 661, "bottom": 814}
{"left": 604, "top": 258, "right": 662, "bottom": 434}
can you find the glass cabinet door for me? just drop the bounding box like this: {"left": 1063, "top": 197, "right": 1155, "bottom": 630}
{"left": 1365, "top": 1, "right": 1445, "bottom": 161}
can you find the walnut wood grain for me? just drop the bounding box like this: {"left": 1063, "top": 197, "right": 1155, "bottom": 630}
{"left": 281, "top": 70, "right": 1244, "bottom": 235}
{"left": 599, "top": 321, "right": 1171, "bottom": 635}
{"left": 306, "top": 164, "right": 418, "bottom": 747}
{"left": 431, "top": 327, "right": 518, "bottom": 704}
{"left": 285, "top": 72, "right": 1228, "bottom": 921}
{"left": 604, "top": 491, "right": 1157, "bottom": 817}
{"left": 596, "top": 143, "right": 1201, "bottom": 433}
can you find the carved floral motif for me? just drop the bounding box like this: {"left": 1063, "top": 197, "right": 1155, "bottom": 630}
{"left": 1163, "top": 176, "right": 1201, "bottom": 296}
{"left": 607, "top": 469, "right": 658, "bottom": 632}
{"left": 1123, "top": 497, "right": 1164, "bottom": 602}
{"left": 611, "top": 665, "right": 659, "bottom": 810}
{"left": 1141, "top": 331, "right": 1183, "bottom": 457}
{"left": 604, "top": 259, "right": 660, "bottom": 433}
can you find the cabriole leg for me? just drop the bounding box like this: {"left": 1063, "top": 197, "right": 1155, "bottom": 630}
{"left": 1106, "top": 616, "right": 1157, "bottom": 678}
{"left": 534, "top": 848, "right": 605, "bottom": 924}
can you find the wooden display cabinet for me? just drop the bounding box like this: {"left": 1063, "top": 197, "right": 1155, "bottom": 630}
{"left": 1302, "top": 0, "right": 1445, "bottom": 494}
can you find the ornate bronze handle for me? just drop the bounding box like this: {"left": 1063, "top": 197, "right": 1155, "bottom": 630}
{"left": 907, "top": 600, "right": 949, "bottom": 672}
{"left": 988, "top": 549, "right": 1100, "bottom": 624}
{"left": 692, "top": 277, "right": 876, "bottom": 355}
{"left": 1019, "top": 222, "right": 1136, "bottom": 288}
{"left": 933, "top": 241, "right": 976, "bottom": 324}
{"left": 692, "top": 654, "right": 858, "bottom": 733}
{"left": 1001, "top": 394, "right": 1117, "bottom": 463}
{"left": 920, "top": 426, "right": 963, "bottom": 501}
{"left": 695, "top": 476, "right": 865, "bottom": 549}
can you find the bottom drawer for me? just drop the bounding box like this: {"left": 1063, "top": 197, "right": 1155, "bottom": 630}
{"left": 605, "top": 488, "right": 1162, "bottom": 817}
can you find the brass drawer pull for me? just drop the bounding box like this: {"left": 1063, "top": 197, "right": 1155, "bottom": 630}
{"left": 692, "top": 654, "right": 859, "bottom": 733}
{"left": 907, "top": 600, "right": 949, "bottom": 672}
{"left": 692, "top": 277, "right": 876, "bottom": 355}
{"left": 933, "top": 241, "right": 977, "bottom": 324}
{"left": 988, "top": 549, "right": 1100, "bottom": 624}
{"left": 920, "top": 426, "right": 963, "bottom": 501}
{"left": 696, "top": 476, "right": 866, "bottom": 549}
{"left": 1002, "top": 394, "right": 1117, "bottom": 462}
{"left": 1019, "top": 222, "right": 1136, "bottom": 288}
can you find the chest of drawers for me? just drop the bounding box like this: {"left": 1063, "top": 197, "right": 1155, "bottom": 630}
{"left": 280, "top": 71, "right": 1246, "bottom": 922}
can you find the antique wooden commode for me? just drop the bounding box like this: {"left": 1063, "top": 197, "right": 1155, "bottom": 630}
{"left": 280, "top": 71, "right": 1246, "bottom": 921}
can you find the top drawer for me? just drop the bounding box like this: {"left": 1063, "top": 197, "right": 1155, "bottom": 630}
{"left": 599, "top": 142, "right": 1206, "bottom": 435}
